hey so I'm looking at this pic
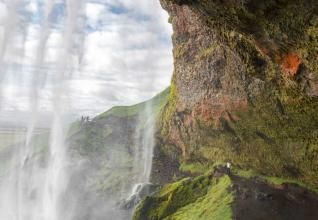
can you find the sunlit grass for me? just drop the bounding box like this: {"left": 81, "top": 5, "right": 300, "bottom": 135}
{"left": 97, "top": 87, "right": 170, "bottom": 119}
{"left": 167, "top": 175, "right": 233, "bottom": 220}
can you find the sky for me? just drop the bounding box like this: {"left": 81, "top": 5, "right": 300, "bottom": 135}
{"left": 0, "top": 0, "right": 173, "bottom": 126}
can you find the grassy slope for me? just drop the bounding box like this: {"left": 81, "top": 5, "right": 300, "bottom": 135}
{"left": 67, "top": 87, "right": 170, "bottom": 197}
{"left": 133, "top": 163, "right": 318, "bottom": 220}
{"left": 68, "top": 87, "right": 170, "bottom": 138}
{"left": 97, "top": 87, "right": 170, "bottom": 119}
{"left": 68, "top": 87, "right": 170, "bottom": 153}
{"left": 180, "top": 161, "right": 318, "bottom": 194}
{"left": 132, "top": 174, "right": 233, "bottom": 220}
{"left": 232, "top": 167, "right": 318, "bottom": 194}
{"left": 134, "top": 1, "right": 318, "bottom": 218}
{"left": 166, "top": 176, "right": 233, "bottom": 220}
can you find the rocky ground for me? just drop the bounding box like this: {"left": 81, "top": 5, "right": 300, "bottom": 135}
{"left": 134, "top": 165, "right": 318, "bottom": 220}
{"left": 233, "top": 175, "right": 318, "bottom": 220}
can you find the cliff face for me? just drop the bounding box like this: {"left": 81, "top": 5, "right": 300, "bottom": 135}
{"left": 154, "top": 0, "right": 318, "bottom": 186}
{"left": 62, "top": 88, "right": 169, "bottom": 219}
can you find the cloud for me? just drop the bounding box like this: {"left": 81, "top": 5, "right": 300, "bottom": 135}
{"left": 85, "top": 2, "right": 105, "bottom": 26}
{"left": 0, "top": 2, "right": 8, "bottom": 22}
{"left": 25, "top": 2, "right": 38, "bottom": 14}
{"left": 0, "top": 0, "right": 173, "bottom": 124}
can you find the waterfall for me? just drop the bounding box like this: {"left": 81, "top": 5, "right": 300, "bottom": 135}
{"left": 140, "top": 101, "right": 155, "bottom": 183}
{"left": 0, "top": 1, "right": 83, "bottom": 219}
{"left": 0, "top": 0, "right": 168, "bottom": 219}
{"left": 41, "top": 1, "right": 83, "bottom": 219}
{"left": 123, "top": 99, "right": 156, "bottom": 209}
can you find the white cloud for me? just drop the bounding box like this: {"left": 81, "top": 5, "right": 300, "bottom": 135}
{"left": 25, "top": 2, "right": 38, "bottom": 13}
{"left": 0, "top": 2, "right": 8, "bottom": 23}
{"left": 86, "top": 3, "right": 105, "bottom": 24}
{"left": 0, "top": 0, "right": 173, "bottom": 123}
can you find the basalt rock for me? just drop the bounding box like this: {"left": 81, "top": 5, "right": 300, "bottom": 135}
{"left": 153, "top": 0, "right": 318, "bottom": 186}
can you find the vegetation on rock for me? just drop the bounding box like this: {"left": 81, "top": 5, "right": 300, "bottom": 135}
{"left": 154, "top": 0, "right": 318, "bottom": 188}
{"left": 133, "top": 172, "right": 233, "bottom": 220}
{"left": 67, "top": 87, "right": 170, "bottom": 198}
{"left": 134, "top": 165, "right": 318, "bottom": 220}
{"left": 142, "top": 1, "right": 318, "bottom": 218}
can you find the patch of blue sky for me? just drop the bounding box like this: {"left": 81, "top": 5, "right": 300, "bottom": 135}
{"left": 48, "top": 3, "right": 65, "bottom": 27}
{"left": 84, "top": 24, "right": 96, "bottom": 33}
{"left": 15, "top": 1, "right": 66, "bottom": 31}
{"left": 108, "top": 5, "right": 127, "bottom": 14}
{"left": 85, "top": 14, "right": 151, "bottom": 33}
{"left": 18, "top": 1, "right": 42, "bottom": 24}
{"left": 158, "top": 35, "right": 172, "bottom": 44}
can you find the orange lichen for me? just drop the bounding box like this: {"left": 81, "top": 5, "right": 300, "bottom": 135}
{"left": 255, "top": 42, "right": 302, "bottom": 78}
{"left": 281, "top": 53, "right": 301, "bottom": 77}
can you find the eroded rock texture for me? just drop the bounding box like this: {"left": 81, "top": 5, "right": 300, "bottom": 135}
{"left": 153, "top": 0, "right": 318, "bottom": 186}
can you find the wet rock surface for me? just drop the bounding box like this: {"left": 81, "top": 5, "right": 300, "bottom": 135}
{"left": 119, "top": 183, "right": 159, "bottom": 210}
{"left": 232, "top": 176, "right": 318, "bottom": 220}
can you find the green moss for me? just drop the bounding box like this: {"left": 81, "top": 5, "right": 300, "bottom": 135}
{"left": 160, "top": 80, "right": 179, "bottom": 136}
{"left": 168, "top": 16, "right": 173, "bottom": 24}
{"left": 166, "top": 176, "right": 233, "bottom": 220}
{"left": 158, "top": 0, "right": 318, "bottom": 191}
{"left": 196, "top": 44, "right": 220, "bottom": 60}
{"left": 179, "top": 161, "right": 228, "bottom": 175}
{"left": 186, "top": 0, "right": 318, "bottom": 76}
{"left": 133, "top": 175, "right": 233, "bottom": 220}
{"left": 133, "top": 174, "right": 213, "bottom": 220}
{"left": 232, "top": 167, "right": 318, "bottom": 194}
{"left": 171, "top": 83, "right": 318, "bottom": 186}
{"left": 231, "top": 87, "right": 318, "bottom": 184}
{"left": 179, "top": 162, "right": 213, "bottom": 174}
{"left": 97, "top": 87, "right": 170, "bottom": 119}
{"left": 173, "top": 43, "right": 187, "bottom": 59}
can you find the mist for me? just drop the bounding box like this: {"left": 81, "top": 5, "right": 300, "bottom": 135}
{"left": 0, "top": 0, "right": 172, "bottom": 219}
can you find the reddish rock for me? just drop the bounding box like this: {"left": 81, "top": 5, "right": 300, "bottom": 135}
{"left": 195, "top": 96, "right": 248, "bottom": 127}
{"left": 281, "top": 53, "right": 301, "bottom": 77}
{"left": 173, "top": 6, "right": 190, "bottom": 35}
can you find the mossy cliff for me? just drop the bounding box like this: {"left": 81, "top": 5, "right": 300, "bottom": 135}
{"left": 150, "top": 0, "right": 318, "bottom": 187}
{"left": 63, "top": 88, "right": 170, "bottom": 218}
{"left": 133, "top": 172, "right": 234, "bottom": 220}
{"left": 134, "top": 165, "right": 318, "bottom": 220}
{"left": 67, "top": 87, "right": 169, "bottom": 195}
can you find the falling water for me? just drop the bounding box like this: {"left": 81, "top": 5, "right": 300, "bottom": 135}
{"left": 0, "top": 1, "right": 84, "bottom": 219}
{"left": 0, "top": 0, "right": 161, "bottom": 219}
{"left": 41, "top": 1, "right": 83, "bottom": 219}
{"left": 123, "top": 96, "right": 157, "bottom": 210}
{"left": 139, "top": 101, "right": 155, "bottom": 183}
{"left": 0, "top": 0, "right": 21, "bottom": 109}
